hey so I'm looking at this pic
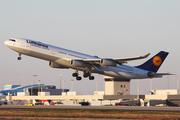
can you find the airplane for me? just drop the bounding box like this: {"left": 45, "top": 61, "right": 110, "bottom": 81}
{"left": 4, "top": 38, "right": 173, "bottom": 81}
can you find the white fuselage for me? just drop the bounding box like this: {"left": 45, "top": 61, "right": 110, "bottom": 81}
{"left": 4, "top": 38, "right": 151, "bottom": 80}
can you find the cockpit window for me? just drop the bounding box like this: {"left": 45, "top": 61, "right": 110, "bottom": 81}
{"left": 9, "top": 39, "right": 16, "bottom": 42}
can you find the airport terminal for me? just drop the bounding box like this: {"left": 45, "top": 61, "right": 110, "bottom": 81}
{"left": 0, "top": 77, "right": 180, "bottom": 107}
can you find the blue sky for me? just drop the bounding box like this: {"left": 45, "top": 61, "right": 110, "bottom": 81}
{"left": 0, "top": 0, "right": 180, "bottom": 95}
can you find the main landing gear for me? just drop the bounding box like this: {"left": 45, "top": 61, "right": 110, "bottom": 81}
{"left": 83, "top": 72, "right": 94, "bottom": 80}
{"left": 72, "top": 70, "right": 95, "bottom": 81}
{"left": 17, "top": 53, "right": 22, "bottom": 60}
{"left": 72, "top": 72, "right": 82, "bottom": 80}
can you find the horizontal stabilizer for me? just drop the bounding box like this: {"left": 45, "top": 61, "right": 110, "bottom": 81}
{"left": 147, "top": 72, "right": 175, "bottom": 77}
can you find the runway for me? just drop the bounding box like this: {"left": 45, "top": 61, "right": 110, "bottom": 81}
{"left": 1, "top": 105, "right": 180, "bottom": 112}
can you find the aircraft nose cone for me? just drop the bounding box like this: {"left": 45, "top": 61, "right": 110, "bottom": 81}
{"left": 4, "top": 41, "right": 10, "bottom": 47}
{"left": 4, "top": 41, "right": 8, "bottom": 45}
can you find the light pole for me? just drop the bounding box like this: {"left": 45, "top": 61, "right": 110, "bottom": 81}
{"left": 101, "top": 83, "right": 102, "bottom": 91}
{"left": 60, "top": 74, "right": 62, "bottom": 89}
{"left": 31, "top": 81, "right": 34, "bottom": 96}
{"left": 137, "top": 79, "right": 140, "bottom": 99}
{"left": 32, "top": 75, "right": 37, "bottom": 96}
{"left": 63, "top": 80, "right": 66, "bottom": 92}
{"left": 177, "top": 78, "right": 180, "bottom": 90}
{"left": 21, "top": 75, "right": 23, "bottom": 87}
{"left": 71, "top": 79, "right": 73, "bottom": 91}
{"left": 38, "top": 80, "right": 40, "bottom": 93}
{"left": 150, "top": 78, "right": 152, "bottom": 92}
{"left": 96, "top": 80, "right": 99, "bottom": 91}
{"left": 33, "top": 75, "right": 38, "bottom": 83}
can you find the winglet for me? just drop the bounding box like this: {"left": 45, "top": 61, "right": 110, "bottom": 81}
{"left": 141, "top": 53, "right": 150, "bottom": 58}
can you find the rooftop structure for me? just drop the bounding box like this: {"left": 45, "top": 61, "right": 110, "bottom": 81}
{"left": 0, "top": 84, "right": 69, "bottom": 96}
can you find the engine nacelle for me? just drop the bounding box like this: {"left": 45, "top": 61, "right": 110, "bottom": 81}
{"left": 71, "top": 60, "right": 87, "bottom": 67}
{"left": 100, "top": 59, "right": 117, "bottom": 67}
{"left": 49, "top": 61, "right": 67, "bottom": 68}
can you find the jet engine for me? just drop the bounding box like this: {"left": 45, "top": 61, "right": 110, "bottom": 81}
{"left": 49, "top": 61, "right": 67, "bottom": 68}
{"left": 70, "top": 60, "right": 87, "bottom": 67}
{"left": 100, "top": 59, "right": 117, "bottom": 67}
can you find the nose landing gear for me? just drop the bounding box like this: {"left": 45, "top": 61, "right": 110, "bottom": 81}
{"left": 17, "top": 53, "right": 22, "bottom": 60}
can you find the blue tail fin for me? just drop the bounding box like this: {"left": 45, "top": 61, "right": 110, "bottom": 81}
{"left": 47, "top": 100, "right": 52, "bottom": 104}
{"left": 47, "top": 99, "right": 55, "bottom": 105}
{"left": 135, "top": 51, "right": 169, "bottom": 73}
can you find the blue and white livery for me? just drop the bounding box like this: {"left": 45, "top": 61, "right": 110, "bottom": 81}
{"left": 4, "top": 38, "right": 173, "bottom": 80}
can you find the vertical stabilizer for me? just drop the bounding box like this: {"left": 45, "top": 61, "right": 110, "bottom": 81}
{"left": 135, "top": 51, "right": 169, "bottom": 73}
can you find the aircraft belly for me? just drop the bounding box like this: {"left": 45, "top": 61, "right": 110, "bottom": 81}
{"left": 8, "top": 45, "right": 59, "bottom": 62}
{"left": 133, "top": 68, "right": 149, "bottom": 79}
{"left": 98, "top": 66, "right": 129, "bottom": 79}
{"left": 26, "top": 50, "right": 59, "bottom": 62}
{"left": 54, "top": 59, "right": 89, "bottom": 71}
{"left": 7, "top": 45, "right": 31, "bottom": 55}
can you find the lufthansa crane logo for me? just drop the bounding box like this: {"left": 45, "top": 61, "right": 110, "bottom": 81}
{"left": 153, "top": 56, "right": 162, "bottom": 66}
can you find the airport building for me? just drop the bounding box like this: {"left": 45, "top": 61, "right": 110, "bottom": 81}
{"left": 104, "top": 78, "right": 130, "bottom": 95}
{"left": 0, "top": 84, "right": 69, "bottom": 96}
{"left": 1, "top": 81, "right": 180, "bottom": 106}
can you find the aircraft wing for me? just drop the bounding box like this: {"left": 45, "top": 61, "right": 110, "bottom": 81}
{"left": 112, "top": 53, "right": 150, "bottom": 64}
{"left": 82, "top": 53, "right": 150, "bottom": 65}
{"left": 63, "top": 53, "right": 150, "bottom": 67}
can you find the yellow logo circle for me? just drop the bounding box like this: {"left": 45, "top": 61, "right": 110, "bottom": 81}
{"left": 153, "top": 56, "right": 162, "bottom": 66}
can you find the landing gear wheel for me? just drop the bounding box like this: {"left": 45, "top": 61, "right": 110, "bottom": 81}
{"left": 76, "top": 76, "right": 82, "bottom": 80}
{"left": 83, "top": 72, "right": 91, "bottom": 78}
{"left": 72, "top": 73, "right": 78, "bottom": 77}
{"left": 73, "top": 70, "right": 82, "bottom": 81}
{"left": 17, "top": 57, "right": 22, "bottom": 60}
{"left": 89, "top": 76, "right": 94, "bottom": 80}
{"left": 83, "top": 74, "right": 89, "bottom": 78}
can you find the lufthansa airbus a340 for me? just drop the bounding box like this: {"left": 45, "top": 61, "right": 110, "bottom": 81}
{"left": 4, "top": 38, "right": 172, "bottom": 81}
